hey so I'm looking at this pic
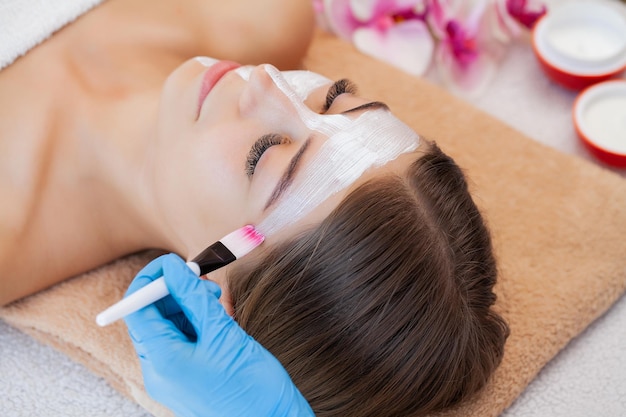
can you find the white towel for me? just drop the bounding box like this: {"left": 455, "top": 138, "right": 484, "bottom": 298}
{"left": 0, "top": 0, "right": 105, "bottom": 70}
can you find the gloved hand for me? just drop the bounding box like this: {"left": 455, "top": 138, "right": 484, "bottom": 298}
{"left": 123, "top": 253, "right": 315, "bottom": 417}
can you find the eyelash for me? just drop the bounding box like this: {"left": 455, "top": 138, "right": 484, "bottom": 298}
{"left": 245, "top": 133, "right": 291, "bottom": 177}
{"left": 323, "top": 79, "right": 357, "bottom": 112}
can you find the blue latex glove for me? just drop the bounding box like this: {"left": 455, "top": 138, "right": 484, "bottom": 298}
{"left": 124, "top": 253, "right": 315, "bottom": 417}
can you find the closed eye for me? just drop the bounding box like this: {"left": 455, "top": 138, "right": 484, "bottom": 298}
{"left": 245, "top": 133, "right": 291, "bottom": 177}
{"left": 322, "top": 79, "right": 358, "bottom": 113}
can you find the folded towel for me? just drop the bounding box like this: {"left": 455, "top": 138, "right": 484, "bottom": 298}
{"left": 2, "top": 30, "right": 625, "bottom": 417}
{"left": 0, "top": 0, "right": 105, "bottom": 70}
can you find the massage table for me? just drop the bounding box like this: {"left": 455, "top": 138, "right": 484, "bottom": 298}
{"left": 1, "top": 0, "right": 625, "bottom": 415}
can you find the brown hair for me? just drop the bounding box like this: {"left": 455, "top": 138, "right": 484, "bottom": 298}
{"left": 229, "top": 142, "right": 509, "bottom": 416}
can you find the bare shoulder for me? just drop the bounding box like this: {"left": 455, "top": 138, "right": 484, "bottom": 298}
{"left": 0, "top": 60, "right": 55, "bottom": 264}
{"left": 65, "top": 0, "right": 316, "bottom": 69}
{"left": 0, "top": 85, "right": 55, "bottom": 305}
{"left": 181, "top": 0, "right": 316, "bottom": 69}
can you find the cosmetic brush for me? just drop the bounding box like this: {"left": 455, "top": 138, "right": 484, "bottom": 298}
{"left": 95, "top": 225, "right": 264, "bottom": 327}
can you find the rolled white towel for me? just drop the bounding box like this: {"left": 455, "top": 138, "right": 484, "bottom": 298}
{"left": 0, "top": 0, "right": 105, "bottom": 70}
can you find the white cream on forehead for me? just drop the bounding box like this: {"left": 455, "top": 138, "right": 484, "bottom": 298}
{"left": 236, "top": 64, "right": 420, "bottom": 237}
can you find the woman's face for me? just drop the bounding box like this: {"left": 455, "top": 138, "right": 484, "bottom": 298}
{"left": 151, "top": 57, "right": 419, "bottom": 258}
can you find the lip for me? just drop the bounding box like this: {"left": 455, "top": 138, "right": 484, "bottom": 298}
{"left": 197, "top": 60, "right": 241, "bottom": 117}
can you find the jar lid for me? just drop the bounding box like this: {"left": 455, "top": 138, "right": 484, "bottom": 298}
{"left": 533, "top": 2, "right": 626, "bottom": 89}
{"left": 573, "top": 80, "right": 626, "bottom": 167}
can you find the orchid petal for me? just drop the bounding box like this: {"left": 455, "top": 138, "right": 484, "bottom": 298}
{"left": 488, "top": 0, "right": 521, "bottom": 43}
{"left": 349, "top": 0, "right": 424, "bottom": 24}
{"left": 352, "top": 20, "right": 434, "bottom": 76}
{"left": 375, "top": 0, "right": 424, "bottom": 16}
{"left": 430, "top": 0, "right": 488, "bottom": 34}
{"left": 349, "top": 0, "right": 380, "bottom": 22}
{"left": 469, "top": 1, "right": 509, "bottom": 56}
{"left": 464, "top": 0, "right": 488, "bottom": 34}
{"left": 435, "top": 42, "right": 496, "bottom": 97}
{"left": 323, "top": 0, "right": 361, "bottom": 39}
{"left": 427, "top": 0, "right": 448, "bottom": 35}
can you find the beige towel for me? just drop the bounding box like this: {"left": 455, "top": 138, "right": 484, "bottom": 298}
{"left": 2, "top": 31, "right": 626, "bottom": 417}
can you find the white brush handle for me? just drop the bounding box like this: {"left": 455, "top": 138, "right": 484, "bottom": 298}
{"left": 95, "top": 261, "right": 200, "bottom": 327}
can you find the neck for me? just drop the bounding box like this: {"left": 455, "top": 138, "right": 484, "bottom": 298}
{"left": 55, "top": 6, "right": 207, "bottom": 257}
{"left": 72, "top": 92, "right": 178, "bottom": 255}
{"left": 51, "top": 22, "right": 196, "bottom": 259}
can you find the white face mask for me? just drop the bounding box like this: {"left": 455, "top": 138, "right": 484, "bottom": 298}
{"left": 235, "top": 66, "right": 331, "bottom": 102}
{"left": 235, "top": 64, "right": 421, "bottom": 236}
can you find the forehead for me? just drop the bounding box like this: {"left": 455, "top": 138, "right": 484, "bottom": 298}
{"left": 235, "top": 66, "right": 376, "bottom": 115}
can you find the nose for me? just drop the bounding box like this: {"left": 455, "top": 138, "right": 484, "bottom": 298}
{"left": 238, "top": 65, "right": 315, "bottom": 139}
{"left": 238, "top": 65, "right": 292, "bottom": 115}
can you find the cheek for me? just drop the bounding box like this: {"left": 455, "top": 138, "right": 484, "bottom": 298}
{"left": 150, "top": 129, "right": 250, "bottom": 239}
{"left": 158, "top": 60, "right": 203, "bottom": 125}
{"left": 184, "top": 139, "right": 248, "bottom": 221}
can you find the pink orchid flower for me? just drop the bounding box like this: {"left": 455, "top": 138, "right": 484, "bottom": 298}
{"left": 317, "top": 0, "right": 546, "bottom": 97}
{"left": 428, "top": 0, "right": 498, "bottom": 96}
{"left": 322, "top": 0, "right": 435, "bottom": 76}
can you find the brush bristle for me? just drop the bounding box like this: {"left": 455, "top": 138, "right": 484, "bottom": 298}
{"left": 220, "top": 224, "right": 265, "bottom": 258}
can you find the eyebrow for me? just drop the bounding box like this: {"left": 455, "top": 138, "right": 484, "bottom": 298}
{"left": 341, "top": 101, "right": 390, "bottom": 114}
{"left": 264, "top": 136, "right": 312, "bottom": 211}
